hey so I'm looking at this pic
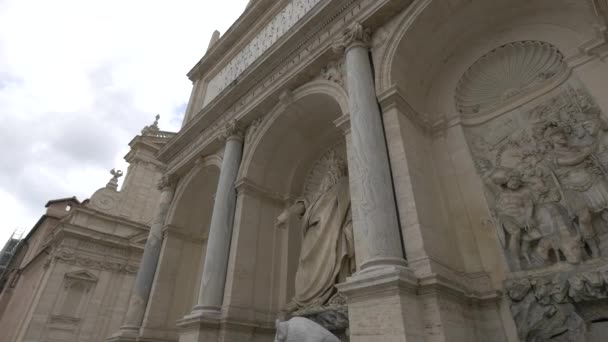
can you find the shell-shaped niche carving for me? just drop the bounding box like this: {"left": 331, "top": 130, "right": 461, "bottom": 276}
{"left": 455, "top": 41, "right": 566, "bottom": 116}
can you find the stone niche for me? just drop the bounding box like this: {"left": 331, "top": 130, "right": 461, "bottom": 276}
{"left": 282, "top": 143, "right": 351, "bottom": 342}
{"left": 459, "top": 41, "right": 608, "bottom": 341}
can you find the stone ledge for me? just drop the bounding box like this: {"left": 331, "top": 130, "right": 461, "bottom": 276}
{"left": 138, "top": 326, "right": 178, "bottom": 342}
{"left": 337, "top": 265, "right": 418, "bottom": 302}
{"left": 107, "top": 326, "right": 139, "bottom": 342}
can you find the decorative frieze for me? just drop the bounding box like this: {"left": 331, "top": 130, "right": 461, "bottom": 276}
{"left": 204, "top": 0, "right": 323, "bottom": 104}
{"left": 60, "top": 238, "right": 130, "bottom": 258}
{"left": 55, "top": 249, "right": 138, "bottom": 274}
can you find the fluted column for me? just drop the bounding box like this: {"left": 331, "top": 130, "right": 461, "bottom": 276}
{"left": 116, "top": 175, "right": 175, "bottom": 336}
{"left": 190, "top": 120, "right": 244, "bottom": 318}
{"left": 335, "top": 23, "right": 407, "bottom": 271}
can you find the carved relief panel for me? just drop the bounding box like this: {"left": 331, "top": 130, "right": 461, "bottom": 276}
{"left": 466, "top": 82, "right": 608, "bottom": 271}
{"left": 458, "top": 40, "right": 608, "bottom": 341}
{"left": 460, "top": 42, "right": 608, "bottom": 272}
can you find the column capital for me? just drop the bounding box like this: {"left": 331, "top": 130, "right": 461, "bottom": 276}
{"left": 156, "top": 174, "right": 176, "bottom": 192}
{"left": 333, "top": 22, "right": 372, "bottom": 54}
{"left": 218, "top": 119, "right": 245, "bottom": 142}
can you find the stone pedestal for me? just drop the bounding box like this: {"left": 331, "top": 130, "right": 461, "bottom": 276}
{"left": 338, "top": 267, "right": 423, "bottom": 342}
{"left": 176, "top": 316, "right": 220, "bottom": 342}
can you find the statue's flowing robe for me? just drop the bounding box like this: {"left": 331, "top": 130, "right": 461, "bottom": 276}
{"left": 294, "top": 178, "right": 353, "bottom": 308}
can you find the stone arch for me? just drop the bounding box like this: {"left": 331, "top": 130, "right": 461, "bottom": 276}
{"left": 377, "top": 0, "right": 600, "bottom": 116}
{"left": 238, "top": 79, "right": 349, "bottom": 185}
{"left": 222, "top": 81, "right": 347, "bottom": 323}
{"left": 141, "top": 157, "right": 221, "bottom": 334}
{"left": 165, "top": 154, "right": 222, "bottom": 229}
{"left": 372, "top": 0, "right": 605, "bottom": 287}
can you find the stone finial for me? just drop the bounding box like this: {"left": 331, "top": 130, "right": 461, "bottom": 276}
{"left": 207, "top": 30, "right": 221, "bottom": 51}
{"left": 333, "top": 22, "right": 372, "bottom": 54}
{"left": 107, "top": 168, "right": 123, "bottom": 191}
{"left": 141, "top": 114, "right": 161, "bottom": 136}
{"left": 217, "top": 119, "right": 245, "bottom": 142}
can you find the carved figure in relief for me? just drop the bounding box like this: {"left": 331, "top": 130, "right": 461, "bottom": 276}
{"left": 276, "top": 151, "right": 355, "bottom": 313}
{"left": 484, "top": 164, "right": 581, "bottom": 270}
{"left": 516, "top": 157, "right": 584, "bottom": 266}
{"left": 505, "top": 268, "right": 608, "bottom": 341}
{"left": 543, "top": 124, "right": 606, "bottom": 257}
{"left": 487, "top": 169, "right": 538, "bottom": 270}
{"left": 470, "top": 85, "right": 608, "bottom": 270}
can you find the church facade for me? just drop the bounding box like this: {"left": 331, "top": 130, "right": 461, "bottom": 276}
{"left": 3, "top": 0, "right": 608, "bottom": 341}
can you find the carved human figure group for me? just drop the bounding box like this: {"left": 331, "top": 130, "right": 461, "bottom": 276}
{"left": 478, "top": 87, "right": 608, "bottom": 271}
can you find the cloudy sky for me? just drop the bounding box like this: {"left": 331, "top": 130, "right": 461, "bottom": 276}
{"left": 0, "top": 0, "right": 249, "bottom": 246}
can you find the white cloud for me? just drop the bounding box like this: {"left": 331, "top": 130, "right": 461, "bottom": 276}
{"left": 0, "top": 0, "right": 250, "bottom": 246}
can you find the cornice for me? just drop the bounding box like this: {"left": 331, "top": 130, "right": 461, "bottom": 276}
{"left": 234, "top": 177, "right": 286, "bottom": 203}
{"left": 377, "top": 85, "right": 432, "bottom": 133}
{"left": 186, "top": 0, "right": 284, "bottom": 80}
{"left": 162, "top": 224, "right": 207, "bottom": 243}
{"left": 67, "top": 207, "right": 150, "bottom": 233}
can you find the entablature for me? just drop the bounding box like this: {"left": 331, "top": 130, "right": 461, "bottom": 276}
{"left": 159, "top": 0, "right": 413, "bottom": 178}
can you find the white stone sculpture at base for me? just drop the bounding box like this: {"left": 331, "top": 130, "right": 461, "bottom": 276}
{"left": 274, "top": 317, "right": 341, "bottom": 342}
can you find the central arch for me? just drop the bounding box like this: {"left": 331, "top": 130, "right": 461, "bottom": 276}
{"left": 220, "top": 80, "right": 349, "bottom": 327}
{"left": 139, "top": 157, "right": 221, "bottom": 339}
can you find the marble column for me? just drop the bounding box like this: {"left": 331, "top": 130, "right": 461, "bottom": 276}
{"left": 189, "top": 120, "right": 244, "bottom": 318}
{"left": 335, "top": 23, "right": 407, "bottom": 271}
{"left": 114, "top": 175, "right": 175, "bottom": 337}
{"left": 334, "top": 23, "right": 420, "bottom": 342}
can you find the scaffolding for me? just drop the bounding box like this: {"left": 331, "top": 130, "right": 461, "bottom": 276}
{"left": 0, "top": 230, "right": 24, "bottom": 291}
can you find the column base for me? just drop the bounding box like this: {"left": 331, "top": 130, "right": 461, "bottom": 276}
{"left": 176, "top": 315, "right": 220, "bottom": 342}
{"left": 107, "top": 326, "right": 140, "bottom": 342}
{"left": 359, "top": 257, "right": 409, "bottom": 272}
{"left": 337, "top": 265, "right": 424, "bottom": 342}
{"left": 184, "top": 305, "right": 222, "bottom": 320}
